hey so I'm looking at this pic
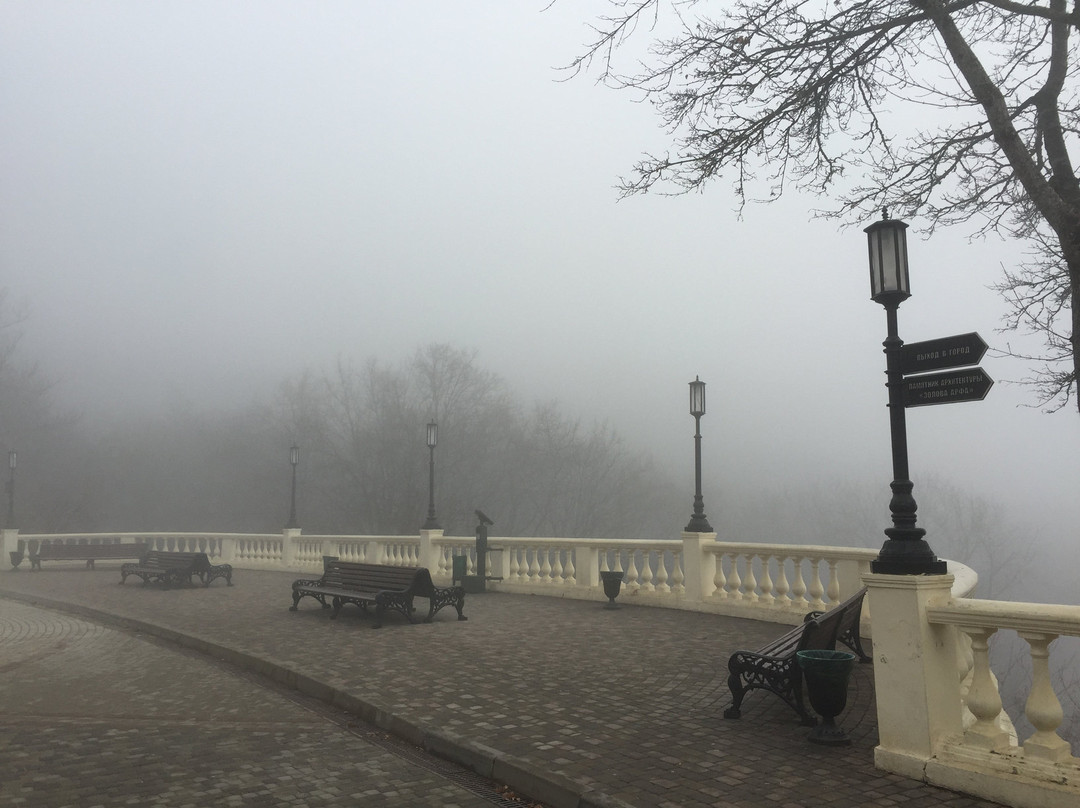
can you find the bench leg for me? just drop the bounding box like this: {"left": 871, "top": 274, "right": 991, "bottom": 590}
{"left": 723, "top": 653, "right": 817, "bottom": 726}
{"left": 429, "top": 586, "right": 467, "bottom": 622}
{"left": 724, "top": 669, "right": 746, "bottom": 719}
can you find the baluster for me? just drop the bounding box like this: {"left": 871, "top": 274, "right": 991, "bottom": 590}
{"left": 537, "top": 547, "right": 551, "bottom": 583}
{"left": 961, "top": 627, "right": 1011, "bottom": 751}
{"left": 1019, "top": 631, "right": 1073, "bottom": 762}
{"left": 758, "top": 555, "right": 774, "bottom": 605}
{"left": 508, "top": 548, "right": 520, "bottom": 581}
{"left": 773, "top": 556, "right": 790, "bottom": 606}
{"left": 550, "top": 550, "right": 564, "bottom": 584}
{"left": 623, "top": 549, "right": 640, "bottom": 591}
{"left": 613, "top": 549, "right": 625, "bottom": 574}
{"left": 527, "top": 547, "right": 541, "bottom": 583}
{"left": 742, "top": 554, "right": 758, "bottom": 602}
{"left": 563, "top": 550, "right": 576, "bottom": 585}
{"left": 713, "top": 553, "right": 728, "bottom": 599}
{"left": 826, "top": 560, "right": 840, "bottom": 607}
{"left": 670, "top": 551, "right": 684, "bottom": 594}
{"left": 726, "top": 555, "right": 742, "bottom": 599}
{"left": 639, "top": 550, "right": 654, "bottom": 591}
{"left": 790, "top": 558, "right": 808, "bottom": 608}
{"left": 654, "top": 550, "right": 670, "bottom": 593}
{"left": 807, "top": 558, "right": 826, "bottom": 611}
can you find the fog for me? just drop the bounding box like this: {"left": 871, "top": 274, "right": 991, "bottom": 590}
{"left": 1, "top": 3, "right": 1077, "bottom": 597}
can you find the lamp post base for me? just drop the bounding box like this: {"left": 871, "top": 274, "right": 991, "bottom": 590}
{"left": 871, "top": 535, "right": 947, "bottom": 575}
{"left": 871, "top": 558, "right": 948, "bottom": 575}
{"left": 685, "top": 514, "right": 713, "bottom": 533}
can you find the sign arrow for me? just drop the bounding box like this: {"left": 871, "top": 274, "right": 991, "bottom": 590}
{"left": 900, "top": 332, "right": 988, "bottom": 375}
{"left": 903, "top": 367, "right": 994, "bottom": 408}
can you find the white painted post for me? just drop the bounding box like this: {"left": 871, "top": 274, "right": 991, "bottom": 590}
{"left": 866, "top": 573, "right": 963, "bottom": 780}
{"left": 681, "top": 531, "right": 717, "bottom": 603}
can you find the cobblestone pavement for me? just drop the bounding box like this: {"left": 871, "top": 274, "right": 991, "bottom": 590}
{"left": 0, "top": 600, "right": 541, "bottom": 808}
{"left": 0, "top": 567, "right": 1004, "bottom": 808}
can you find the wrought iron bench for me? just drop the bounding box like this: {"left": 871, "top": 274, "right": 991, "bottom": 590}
{"left": 119, "top": 551, "right": 233, "bottom": 588}
{"left": 723, "top": 587, "right": 870, "bottom": 725}
{"left": 29, "top": 541, "right": 149, "bottom": 570}
{"left": 290, "top": 561, "right": 466, "bottom": 628}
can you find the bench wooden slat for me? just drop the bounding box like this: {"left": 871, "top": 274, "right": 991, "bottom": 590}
{"left": 723, "top": 587, "right": 869, "bottom": 726}
{"left": 290, "top": 560, "right": 466, "bottom": 628}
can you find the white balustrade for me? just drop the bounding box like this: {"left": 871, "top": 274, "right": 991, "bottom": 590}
{"left": 924, "top": 591, "right": 1080, "bottom": 795}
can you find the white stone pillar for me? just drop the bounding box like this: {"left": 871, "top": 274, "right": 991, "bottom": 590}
{"left": 3, "top": 527, "right": 20, "bottom": 566}
{"left": 866, "top": 572, "right": 963, "bottom": 779}
{"left": 282, "top": 527, "right": 300, "bottom": 569}
{"left": 681, "top": 531, "right": 717, "bottom": 603}
{"left": 575, "top": 544, "right": 599, "bottom": 589}
{"left": 419, "top": 528, "right": 442, "bottom": 573}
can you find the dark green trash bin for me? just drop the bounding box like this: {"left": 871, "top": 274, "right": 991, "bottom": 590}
{"left": 451, "top": 554, "right": 467, "bottom": 585}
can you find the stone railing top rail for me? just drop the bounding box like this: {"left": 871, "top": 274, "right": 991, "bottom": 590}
{"left": 18, "top": 531, "right": 282, "bottom": 540}
{"left": 927, "top": 598, "right": 1080, "bottom": 636}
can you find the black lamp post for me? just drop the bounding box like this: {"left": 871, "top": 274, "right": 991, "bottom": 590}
{"left": 422, "top": 421, "right": 441, "bottom": 530}
{"left": 685, "top": 377, "right": 714, "bottom": 532}
{"left": 6, "top": 451, "right": 14, "bottom": 529}
{"left": 866, "top": 212, "right": 946, "bottom": 575}
{"left": 286, "top": 444, "right": 300, "bottom": 529}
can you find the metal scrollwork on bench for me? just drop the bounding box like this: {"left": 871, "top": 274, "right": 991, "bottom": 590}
{"left": 430, "top": 584, "right": 466, "bottom": 623}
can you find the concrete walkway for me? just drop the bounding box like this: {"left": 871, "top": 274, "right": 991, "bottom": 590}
{"left": 0, "top": 567, "right": 1002, "bottom": 808}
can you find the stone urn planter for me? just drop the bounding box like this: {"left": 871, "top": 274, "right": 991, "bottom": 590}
{"left": 599, "top": 570, "right": 625, "bottom": 609}
{"left": 9, "top": 550, "right": 23, "bottom": 569}
{"left": 797, "top": 650, "right": 857, "bottom": 745}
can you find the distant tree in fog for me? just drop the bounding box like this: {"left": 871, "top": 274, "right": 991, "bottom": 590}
{"left": 278, "top": 344, "right": 680, "bottom": 537}
{"left": 0, "top": 288, "right": 89, "bottom": 532}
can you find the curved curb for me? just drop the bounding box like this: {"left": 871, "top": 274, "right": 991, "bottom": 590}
{"left": 0, "top": 587, "right": 636, "bottom": 808}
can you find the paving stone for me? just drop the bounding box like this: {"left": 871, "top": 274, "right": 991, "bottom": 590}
{"left": 0, "top": 567, "right": 1008, "bottom": 808}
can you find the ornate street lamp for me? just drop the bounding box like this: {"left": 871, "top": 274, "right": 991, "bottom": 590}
{"left": 866, "top": 212, "right": 946, "bottom": 575}
{"left": 422, "top": 421, "right": 441, "bottom": 530}
{"left": 6, "top": 451, "right": 15, "bottom": 529}
{"left": 285, "top": 444, "right": 300, "bottom": 529}
{"left": 685, "top": 377, "right": 713, "bottom": 532}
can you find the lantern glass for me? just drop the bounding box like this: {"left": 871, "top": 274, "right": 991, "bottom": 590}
{"left": 427, "top": 422, "right": 438, "bottom": 449}
{"left": 8, "top": 451, "right": 15, "bottom": 470}
{"left": 866, "top": 217, "right": 911, "bottom": 302}
{"left": 290, "top": 445, "right": 299, "bottom": 466}
{"left": 689, "top": 377, "right": 706, "bottom": 417}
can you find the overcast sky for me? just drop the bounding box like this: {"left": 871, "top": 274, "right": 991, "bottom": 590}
{"left": 2, "top": 2, "right": 1077, "bottom": 573}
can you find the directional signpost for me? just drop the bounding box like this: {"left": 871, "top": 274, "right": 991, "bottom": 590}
{"left": 900, "top": 332, "right": 988, "bottom": 375}
{"left": 903, "top": 367, "right": 994, "bottom": 407}
{"left": 900, "top": 331, "right": 992, "bottom": 407}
